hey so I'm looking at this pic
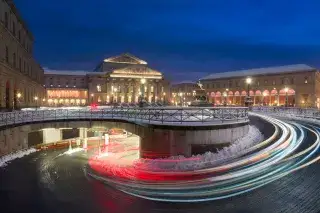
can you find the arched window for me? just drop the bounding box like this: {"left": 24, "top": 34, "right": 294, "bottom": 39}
{"left": 304, "top": 77, "right": 308, "bottom": 84}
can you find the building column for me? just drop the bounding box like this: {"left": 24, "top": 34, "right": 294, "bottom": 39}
{"left": 0, "top": 78, "right": 4, "bottom": 109}
{"left": 147, "top": 83, "right": 151, "bottom": 103}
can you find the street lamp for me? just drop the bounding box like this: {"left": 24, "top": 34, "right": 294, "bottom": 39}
{"left": 90, "top": 93, "right": 94, "bottom": 104}
{"left": 16, "top": 92, "right": 22, "bottom": 110}
{"left": 223, "top": 92, "right": 227, "bottom": 106}
{"left": 139, "top": 78, "right": 146, "bottom": 107}
{"left": 34, "top": 96, "right": 38, "bottom": 109}
{"left": 163, "top": 92, "right": 166, "bottom": 105}
{"left": 284, "top": 87, "right": 289, "bottom": 107}
{"left": 179, "top": 92, "right": 183, "bottom": 106}
{"left": 263, "top": 92, "right": 267, "bottom": 106}
{"left": 245, "top": 77, "right": 252, "bottom": 107}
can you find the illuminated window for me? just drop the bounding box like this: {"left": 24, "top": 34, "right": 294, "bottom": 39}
{"left": 97, "top": 84, "right": 101, "bottom": 92}
{"left": 151, "top": 86, "right": 154, "bottom": 92}
{"left": 304, "top": 77, "right": 308, "bottom": 84}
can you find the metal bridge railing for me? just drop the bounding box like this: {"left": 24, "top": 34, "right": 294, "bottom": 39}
{"left": 0, "top": 107, "right": 249, "bottom": 128}
{"left": 252, "top": 106, "right": 320, "bottom": 118}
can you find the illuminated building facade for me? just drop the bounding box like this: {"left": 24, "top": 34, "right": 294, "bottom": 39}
{"left": 170, "top": 81, "right": 198, "bottom": 106}
{"left": 44, "top": 53, "right": 169, "bottom": 106}
{"left": 200, "top": 64, "right": 320, "bottom": 108}
{"left": 44, "top": 71, "right": 89, "bottom": 106}
{"left": 0, "top": 0, "right": 45, "bottom": 110}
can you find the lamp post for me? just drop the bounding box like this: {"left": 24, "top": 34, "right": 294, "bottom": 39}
{"left": 263, "top": 92, "right": 267, "bottom": 106}
{"left": 284, "top": 87, "right": 289, "bottom": 107}
{"left": 113, "top": 88, "right": 118, "bottom": 103}
{"left": 16, "top": 92, "right": 21, "bottom": 110}
{"left": 34, "top": 96, "right": 38, "bottom": 109}
{"left": 178, "top": 92, "right": 183, "bottom": 106}
{"left": 163, "top": 92, "right": 166, "bottom": 105}
{"left": 90, "top": 93, "right": 94, "bottom": 104}
{"left": 245, "top": 77, "right": 252, "bottom": 107}
{"left": 223, "top": 92, "right": 227, "bottom": 106}
{"left": 139, "top": 78, "right": 146, "bottom": 107}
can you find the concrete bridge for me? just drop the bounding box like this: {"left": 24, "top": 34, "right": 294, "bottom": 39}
{"left": 0, "top": 107, "right": 249, "bottom": 158}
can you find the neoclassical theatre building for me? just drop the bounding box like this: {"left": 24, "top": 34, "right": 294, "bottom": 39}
{"left": 0, "top": 0, "right": 44, "bottom": 110}
{"left": 44, "top": 53, "right": 170, "bottom": 106}
{"left": 200, "top": 64, "right": 320, "bottom": 108}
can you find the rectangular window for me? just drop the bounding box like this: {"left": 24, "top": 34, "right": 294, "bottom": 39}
{"left": 272, "top": 80, "right": 276, "bottom": 85}
{"left": 5, "top": 46, "right": 9, "bottom": 63}
{"left": 264, "top": 80, "right": 268, "bottom": 85}
{"left": 4, "top": 12, "right": 8, "bottom": 28}
{"left": 19, "top": 57, "right": 21, "bottom": 71}
{"left": 151, "top": 86, "right": 154, "bottom": 92}
{"left": 18, "top": 30, "right": 21, "bottom": 41}
{"left": 12, "top": 21, "right": 16, "bottom": 36}
{"left": 257, "top": 81, "right": 260, "bottom": 86}
{"left": 236, "top": 81, "right": 240, "bottom": 87}
{"left": 305, "top": 77, "right": 308, "bottom": 84}
{"left": 13, "top": 53, "right": 16, "bottom": 67}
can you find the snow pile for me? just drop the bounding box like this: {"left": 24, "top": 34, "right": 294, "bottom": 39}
{"left": 135, "top": 125, "right": 263, "bottom": 171}
{"left": 0, "top": 148, "right": 37, "bottom": 168}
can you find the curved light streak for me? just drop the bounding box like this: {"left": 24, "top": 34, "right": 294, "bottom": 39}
{"left": 87, "top": 113, "right": 320, "bottom": 202}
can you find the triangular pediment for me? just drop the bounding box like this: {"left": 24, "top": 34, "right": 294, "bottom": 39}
{"left": 113, "top": 65, "right": 161, "bottom": 75}
{"left": 104, "top": 53, "right": 147, "bottom": 65}
{"left": 109, "top": 65, "right": 162, "bottom": 79}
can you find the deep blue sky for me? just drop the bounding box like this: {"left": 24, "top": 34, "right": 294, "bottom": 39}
{"left": 15, "top": 0, "right": 320, "bottom": 81}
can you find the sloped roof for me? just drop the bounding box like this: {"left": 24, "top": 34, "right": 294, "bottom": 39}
{"left": 44, "top": 68, "right": 90, "bottom": 76}
{"left": 103, "top": 53, "right": 147, "bottom": 65}
{"left": 201, "top": 64, "right": 316, "bottom": 80}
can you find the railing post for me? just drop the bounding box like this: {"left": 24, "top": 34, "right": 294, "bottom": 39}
{"left": 237, "top": 109, "right": 239, "bottom": 121}
{"left": 162, "top": 109, "right": 164, "bottom": 124}
{"left": 222, "top": 108, "right": 224, "bottom": 123}
{"left": 201, "top": 109, "right": 204, "bottom": 123}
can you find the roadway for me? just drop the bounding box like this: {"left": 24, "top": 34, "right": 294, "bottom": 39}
{"left": 1, "top": 117, "right": 320, "bottom": 212}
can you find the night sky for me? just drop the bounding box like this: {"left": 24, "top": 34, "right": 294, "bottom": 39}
{"left": 14, "top": 0, "right": 320, "bottom": 82}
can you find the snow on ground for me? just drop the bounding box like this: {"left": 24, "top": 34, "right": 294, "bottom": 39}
{"left": 0, "top": 148, "right": 37, "bottom": 168}
{"left": 135, "top": 125, "right": 263, "bottom": 171}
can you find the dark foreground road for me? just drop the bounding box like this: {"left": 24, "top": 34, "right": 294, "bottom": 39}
{"left": 1, "top": 124, "right": 320, "bottom": 213}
